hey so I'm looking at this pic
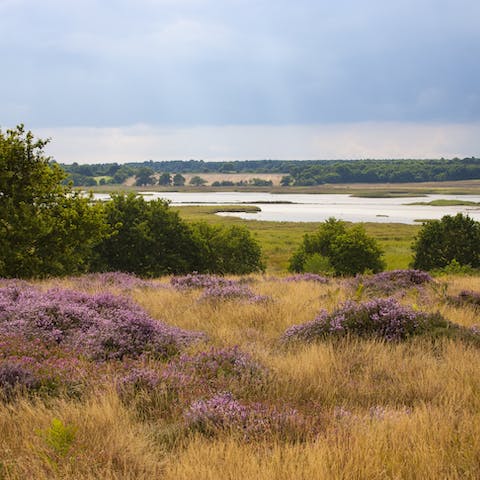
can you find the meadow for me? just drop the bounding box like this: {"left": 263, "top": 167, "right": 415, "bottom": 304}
{"left": 174, "top": 205, "right": 419, "bottom": 272}
{"left": 1, "top": 271, "right": 480, "bottom": 479}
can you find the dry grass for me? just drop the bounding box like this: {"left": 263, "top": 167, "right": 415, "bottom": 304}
{"left": 2, "top": 274, "right": 480, "bottom": 478}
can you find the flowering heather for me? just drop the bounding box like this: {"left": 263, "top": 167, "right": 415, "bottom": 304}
{"left": 185, "top": 392, "right": 304, "bottom": 440}
{"left": 67, "top": 272, "right": 157, "bottom": 291}
{"left": 170, "top": 273, "right": 232, "bottom": 290}
{"left": 283, "top": 273, "right": 329, "bottom": 284}
{"left": 0, "top": 286, "right": 205, "bottom": 361}
{"left": 199, "top": 284, "right": 270, "bottom": 303}
{"left": 119, "top": 367, "right": 162, "bottom": 392}
{"left": 166, "top": 346, "right": 268, "bottom": 389}
{"left": 283, "top": 297, "right": 448, "bottom": 342}
{"left": 0, "top": 362, "right": 39, "bottom": 399}
{"left": 449, "top": 290, "right": 480, "bottom": 308}
{"left": 352, "top": 269, "right": 432, "bottom": 295}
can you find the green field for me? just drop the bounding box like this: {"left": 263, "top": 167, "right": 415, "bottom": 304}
{"left": 174, "top": 205, "right": 419, "bottom": 272}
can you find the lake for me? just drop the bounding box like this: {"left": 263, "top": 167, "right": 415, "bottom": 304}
{"left": 93, "top": 192, "right": 480, "bottom": 224}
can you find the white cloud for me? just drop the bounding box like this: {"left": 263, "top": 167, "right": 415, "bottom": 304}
{"left": 37, "top": 122, "right": 480, "bottom": 164}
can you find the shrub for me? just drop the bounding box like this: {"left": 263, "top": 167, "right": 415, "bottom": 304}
{"left": 289, "top": 218, "right": 384, "bottom": 276}
{"left": 0, "top": 286, "right": 205, "bottom": 361}
{"left": 169, "top": 346, "right": 268, "bottom": 386}
{"left": 412, "top": 213, "right": 480, "bottom": 270}
{"left": 0, "top": 362, "right": 39, "bottom": 399}
{"left": 282, "top": 297, "right": 450, "bottom": 342}
{"left": 283, "top": 273, "right": 329, "bottom": 283}
{"left": 449, "top": 290, "right": 480, "bottom": 309}
{"left": 352, "top": 269, "right": 432, "bottom": 295}
{"left": 184, "top": 392, "right": 304, "bottom": 440}
{"left": 199, "top": 283, "right": 269, "bottom": 303}
{"left": 170, "top": 273, "right": 231, "bottom": 290}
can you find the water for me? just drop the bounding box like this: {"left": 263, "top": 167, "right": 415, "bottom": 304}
{"left": 92, "top": 192, "right": 480, "bottom": 224}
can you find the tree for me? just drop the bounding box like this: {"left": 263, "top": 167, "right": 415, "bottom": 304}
{"left": 193, "top": 223, "right": 264, "bottom": 274}
{"left": 92, "top": 193, "right": 203, "bottom": 276}
{"left": 135, "top": 167, "right": 155, "bottom": 186}
{"left": 280, "top": 175, "right": 293, "bottom": 186}
{"left": 412, "top": 213, "right": 480, "bottom": 270}
{"left": 158, "top": 173, "right": 172, "bottom": 186}
{"left": 189, "top": 175, "right": 207, "bottom": 186}
{"left": 0, "top": 125, "right": 107, "bottom": 278}
{"left": 173, "top": 173, "right": 186, "bottom": 186}
{"left": 289, "top": 218, "right": 384, "bottom": 276}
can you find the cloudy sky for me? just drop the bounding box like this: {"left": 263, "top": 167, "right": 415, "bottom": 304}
{"left": 1, "top": 0, "right": 479, "bottom": 163}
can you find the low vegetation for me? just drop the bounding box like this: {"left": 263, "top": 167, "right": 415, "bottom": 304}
{"left": 2, "top": 272, "right": 480, "bottom": 478}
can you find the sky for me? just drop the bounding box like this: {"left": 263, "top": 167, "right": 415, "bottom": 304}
{"left": 1, "top": 0, "right": 479, "bottom": 163}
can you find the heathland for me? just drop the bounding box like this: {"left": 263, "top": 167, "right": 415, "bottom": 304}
{"left": 2, "top": 271, "right": 480, "bottom": 479}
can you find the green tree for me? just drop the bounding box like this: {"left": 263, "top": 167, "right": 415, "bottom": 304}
{"left": 289, "top": 218, "right": 384, "bottom": 276}
{"left": 158, "top": 173, "right": 172, "bottom": 186}
{"left": 193, "top": 223, "right": 264, "bottom": 274}
{"left": 93, "top": 193, "right": 202, "bottom": 276}
{"left": 189, "top": 175, "right": 207, "bottom": 186}
{"left": 280, "top": 175, "right": 293, "bottom": 186}
{"left": 412, "top": 213, "right": 480, "bottom": 270}
{"left": 173, "top": 173, "right": 186, "bottom": 186}
{"left": 135, "top": 167, "right": 155, "bottom": 186}
{"left": 0, "top": 125, "right": 107, "bottom": 278}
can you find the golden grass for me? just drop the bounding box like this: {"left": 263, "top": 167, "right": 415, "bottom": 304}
{"left": 0, "top": 391, "right": 164, "bottom": 479}
{"left": 3, "top": 274, "right": 480, "bottom": 478}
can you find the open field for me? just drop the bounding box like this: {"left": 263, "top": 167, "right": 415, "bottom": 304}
{"left": 174, "top": 205, "right": 419, "bottom": 272}
{"left": 88, "top": 178, "right": 480, "bottom": 195}
{"left": 2, "top": 272, "right": 480, "bottom": 479}
{"left": 124, "top": 173, "right": 287, "bottom": 187}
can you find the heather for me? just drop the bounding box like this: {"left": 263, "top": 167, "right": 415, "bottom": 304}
{"left": 351, "top": 269, "right": 433, "bottom": 295}
{"left": 283, "top": 273, "right": 329, "bottom": 283}
{"left": 449, "top": 289, "right": 480, "bottom": 308}
{"left": 0, "top": 286, "right": 204, "bottom": 361}
{"left": 282, "top": 297, "right": 466, "bottom": 343}
{"left": 2, "top": 273, "right": 480, "bottom": 479}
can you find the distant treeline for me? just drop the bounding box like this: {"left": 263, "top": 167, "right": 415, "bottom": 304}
{"left": 60, "top": 157, "right": 480, "bottom": 186}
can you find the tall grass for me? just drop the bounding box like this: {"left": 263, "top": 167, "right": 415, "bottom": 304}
{"left": 2, "top": 273, "right": 480, "bottom": 478}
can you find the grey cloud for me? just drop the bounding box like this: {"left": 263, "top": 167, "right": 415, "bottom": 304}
{"left": 1, "top": 0, "right": 479, "bottom": 127}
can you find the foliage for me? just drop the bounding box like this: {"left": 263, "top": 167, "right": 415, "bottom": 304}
{"left": 60, "top": 157, "right": 480, "bottom": 186}
{"left": 93, "top": 193, "right": 204, "bottom": 276}
{"left": 135, "top": 167, "right": 155, "bottom": 186}
{"left": 289, "top": 218, "right": 384, "bottom": 276}
{"left": 283, "top": 273, "right": 329, "bottom": 283}
{"left": 0, "top": 125, "right": 107, "bottom": 278}
{"left": 283, "top": 297, "right": 455, "bottom": 343}
{"left": 193, "top": 223, "right": 265, "bottom": 274}
{"left": 352, "top": 269, "right": 432, "bottom": 295}
{"left": 199, "top": 283, "right": 269, "bottom": 304}
{"left": 0, "top": 285, "right": 205, "bottom": 361}
{"left": 189, "top": 175, "right": 207, "bottom": 186}
{"left": 173, "top": 173, "right": 186, "bottom": 186}
{"left": 184, "top": 392, "right": 304, "bottom": 440}
{"left": 170, "top": 273, "right": 232, "bottom": 290}
{"left": 412, "top": 214, "right": 480, "bottom": 270}
{"left": 37, "top": 418, "right": 77, "bottom": 458}
{"left": 158, "top": 172, "right": 172, "bottom": 186}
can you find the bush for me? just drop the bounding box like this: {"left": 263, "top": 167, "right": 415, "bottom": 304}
{"left": 0, "top": 286, "right": 205, "bottom": 361}
{"left": 283, "top": 297, "right": 450, "bottom": 342}
{"left": 289, "top": 218, "right": 384, "bottom": 276}
{"left": 412, "top": 214, "right": 480, "bottom": 271}
{"left": 352, "top": 269, "right": 433, "bottom": 295}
